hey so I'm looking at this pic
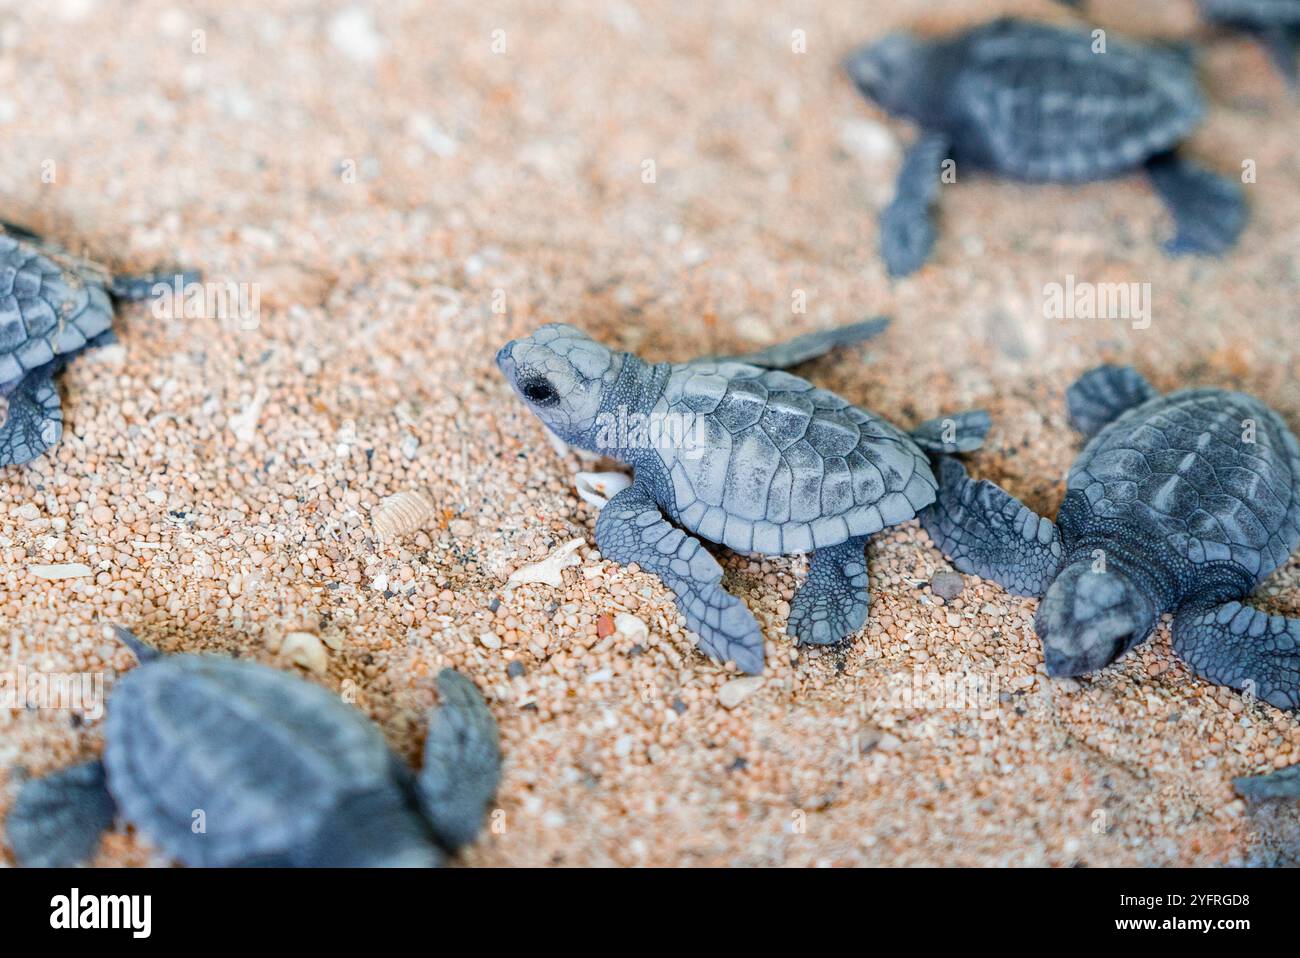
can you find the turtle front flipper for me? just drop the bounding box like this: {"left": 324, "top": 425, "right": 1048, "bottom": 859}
{"left": 920, "top": 457, "right": 1063, "bottom": 597}
{"left": 880, "top": 132, "right": 950, "bottom": 277}
{"left": 417, "top": 669, "right": 502, "bottom": 853}
{"left": 1066, "top": 365, "right": 1158, "bottom": 439}
{"left": 1172, "top": 602, "right": 1300, "bottom": 710}
{"left": 1235, "top": 763, "right": 1300, "bottom": 800}
{"left": 596, "top": 483, "right": 764, "bottom": 674}
{"left": 715, "top": 317, "right": 889, "bottom": 369}
{"left": 7, "top": 759, "right": 117, "bottom": 867}
{"left": 1145, "top": 152, "right": 1247, "bottom": 256}
{"left": 0, "top": 368, "right": 63, "bottom": 467}
{"left": 909, "top": 409, "right": 990, "bottom": 454}
{"left": 787, "top": 536, "right": 870, "bottom": 646}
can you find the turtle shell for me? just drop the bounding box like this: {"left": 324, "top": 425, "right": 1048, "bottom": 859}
{"left": 948, "top": 19, "right": 1204, "bottom": 181}
{"left": 652, "top": 361, "right": 934, "bottom": 555}
{"left": 1199, "top": 0, "right": 1300, "bottom": 27}
{"left": 103, "top": 655, "right": 440, "bottom": 867}
{"left": 0, "top": 231, "right": 114, "bottom": 389}
{"left": 1067, "top": 388, "right": 1300, "bottom": 580}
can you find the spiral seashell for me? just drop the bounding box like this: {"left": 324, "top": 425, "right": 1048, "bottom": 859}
{"left": 371, "top": 490, "right": 435, "bottom": 543}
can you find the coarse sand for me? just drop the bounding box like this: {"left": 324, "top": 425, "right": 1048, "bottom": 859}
{"left": 1, "top": 0, "right": 1298, "bottom": 867}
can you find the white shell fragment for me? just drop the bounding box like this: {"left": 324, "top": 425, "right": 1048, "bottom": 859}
{"left": 281, "top": 631, "right": 329, "bottom": 675}
{"left": 717, "top": 676, "right": 764, "bottom": 709}
{"left": 27, "top": 563, "right": 92, "bottom": 580}
{"left": 614, "top": 612, "right": 648, "bottom": 643}
{"left": 573, "top": 471, "right": 633, "bottom": 509}
{"left": 506, "top": 537, "right": 586, "bottom": 589}
{"left": 371, "top": 490, "right": 435, "bottom": 543}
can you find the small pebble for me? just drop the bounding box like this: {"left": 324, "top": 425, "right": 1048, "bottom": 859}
{"left": 718, "top": 676, "right": 763, "bottom": 709}
{"left": 930, "top": 571, "right": 965, "bottom": 600}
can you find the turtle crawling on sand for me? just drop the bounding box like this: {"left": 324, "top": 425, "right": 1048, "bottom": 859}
{"left": 845, "top": 18, "right": 1247, "bottom": 276}
{"left": 923, "top": 365, "right": 1300, "bottom": 708}
{"left": 0, "top": 222, "right": 198, "bottom": 467}
{"left": 6, "top": 628, "right": 501, "bottom": 867}
{"left": 497, "top": 318, "right": 988, "bottom": 674}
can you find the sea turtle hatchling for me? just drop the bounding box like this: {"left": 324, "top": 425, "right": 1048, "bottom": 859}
{"left": 844, "top": 17, "right": 1247, "bottom": 276}
{"left": 496, "top": 318, "right": 989, "bottom": 674}
{"left": 922, "top": 365, "right": 1300, "bottom": 708}
{"left": 0, "top": 222, "right": 198, "bottom": 467}
{"left": 5, "top": 628, "right": 502, "bottom": 867}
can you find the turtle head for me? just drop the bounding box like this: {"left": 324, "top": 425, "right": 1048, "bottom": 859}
{"left": 495, "top": 324, "right": 623, "bottom": 450}
{"left": 1035, "top": 562, "right": 1156, "bottom": 678}
{"left": 843, "top": 31, "right": 934, "bottom": 121}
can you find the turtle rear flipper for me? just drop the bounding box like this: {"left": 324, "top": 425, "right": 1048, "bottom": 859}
{"left": 716, "top": 317, "right": 889, "bottom": 369}
{"left": 7, "top": 759, "right": 117, "bottom": 867}
{"left": 787, "top": 536, "right": 871, "bottom": 646}
{"left": 0, "top": 369, "right": 63, "bottom": 467}
{"left": 298, "top": 776, "right": 444, "bottom": 868}
{"left": 1066, "top": 365, "right": 1158, "bottom": 439}
{"left": 1145, "top": 152, "right": 1247, "bottom": 256}
{"left": 910, "top": 409, "right": 990, "bottom": 454}
{"left": 417, "top": 670, "right": 502, "bottom": 853}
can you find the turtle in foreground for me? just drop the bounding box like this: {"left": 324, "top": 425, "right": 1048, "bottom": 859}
{"left": 0, "top": 222, "right": 197, "bottom": 467}
{"left": 496, "top": 318, "right": 989, "bottom": 674}
{"left": 845, "top": 18, "right": 1247, "bottom": 277}
{"left": 1200, "top": 0, "right": 1300, "bottom": 82}
{"left": 6, "top": 628, "right": 501, "bottom": 867}
{"left": 922, "top": 365, "right": 1300, "bottom": 708}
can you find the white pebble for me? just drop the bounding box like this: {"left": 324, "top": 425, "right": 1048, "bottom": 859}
{"left": 718, "top": 676, "right": 764, "bottom": 709}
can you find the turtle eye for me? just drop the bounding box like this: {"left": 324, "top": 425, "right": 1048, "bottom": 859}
{"left": 521, "top": 377, "right": 560, "bottom": 407}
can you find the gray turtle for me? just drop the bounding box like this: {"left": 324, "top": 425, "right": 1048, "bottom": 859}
{"left": 922, "top": 364, "right": 1300, "bottom": 708}
{"left": 0, "top": 222, "right": 197, "bottom": 467}
{"left": 845, "top": 18, "right": 1246, "bottom": 277}
{"left": 5, "top": 628, "right": 501, "bottom": 867}
{"left": 496, "top": 318, "right": 988, "bottom": 674}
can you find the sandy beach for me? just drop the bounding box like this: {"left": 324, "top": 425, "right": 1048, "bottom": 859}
{"left": 1, "top": 0, "right": 1298, "bottom": 866}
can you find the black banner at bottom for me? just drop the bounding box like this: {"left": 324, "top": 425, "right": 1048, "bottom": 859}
{"left": 0, "top": 866, "right": 1288, "bottom": 944}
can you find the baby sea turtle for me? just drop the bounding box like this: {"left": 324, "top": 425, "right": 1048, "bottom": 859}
{"left": 1201, "top": 0, "right": 1300, "bottom": 81}
{"left": 0, "top": 222, "right": 197, "bottom": 467}
{"left": 845, "top": 18, "right": 1246, "bottom": 276}
{"left": 496, "top": 319, "right": 988, "bottom": 674}
{"left": 5, "top": 628, "right": 501, "bottom": 867}
{"left": 922, "top": 365, "right": 1300, "bottom": 708}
